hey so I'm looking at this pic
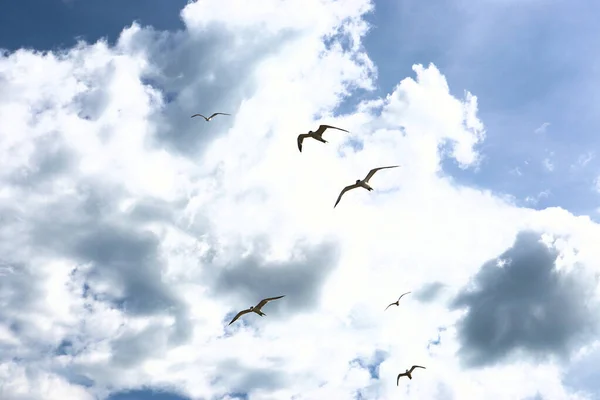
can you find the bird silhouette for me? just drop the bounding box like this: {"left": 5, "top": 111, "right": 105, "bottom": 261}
{"left": 334, "top": 165, "right": 400, "bottom": 208}
{"left": 385, "top": 291, "right": 411, "bottom": 311}
{"left": 397, "top": 365, "right": 426, "bottom": 385}
{"left": 191, "top": 112, "right": 231, "bottom": 121}
{"left": 297, "top": 124, "right": 349, "bottom": 152}
{"left": 228, "top": 295, "right": 285, "bottom": 325}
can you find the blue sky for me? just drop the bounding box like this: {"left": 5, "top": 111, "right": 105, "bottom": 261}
{"left": 363, "top": 0, "right": 600, "bottom": 217}
{"left": 2, "top": 0, "right": 600, "bottom": 399}
{"left": 0, "top": 0, "right": 187, "bottom": 50}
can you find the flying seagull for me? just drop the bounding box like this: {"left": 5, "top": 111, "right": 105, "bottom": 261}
{"left": 191, "top": 112, "right": 231, "bottom": 121}
{"left": 333, "top": 165, "right": 400, "bottom": 208}
{"left": 397, "top": 365, "right": 426, "bottom": 384}
{"left": 384, "top": 291, "right": 411, "bottom": 311}
{"left": 297, "top": 124, "right": 349, "bottom": 152}
{"left": 228, "top": 295, "right": 285, "bottom": 325}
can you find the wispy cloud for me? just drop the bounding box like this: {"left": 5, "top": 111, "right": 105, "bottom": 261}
{"left": 510, "top": 166, "right": 523, "bottom": 176}
{"left": 571, "top": 152, "right": 594, "bottom": 169}
{"left": 594, "top": 176, "right": 600, "bottom": 194}
{"left": 525, "top": 190, "right": 550, "bottom": 205}
{"left": 534, "top": 122, "right": 551, "bottom": 134}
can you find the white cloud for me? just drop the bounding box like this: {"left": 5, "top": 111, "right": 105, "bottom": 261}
{"left": 0, "top": 1, "right": 599, "bottom": 399}
{"left": 534, "top": 122, "right": 550, "bottom": 134}
{"left": 509, "top": 166, "right": 523, "bottom": 176}
{"left": 593, "top": 175, "right": 600, "bottom": 192}
{"left": 525, "top": 189, "right": 550, "bottom": 205}
{"left": 573, "top": 152, "right": 594, "bottom": 169}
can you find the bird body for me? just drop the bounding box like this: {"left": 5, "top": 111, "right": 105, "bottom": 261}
{"left": 191, "top": 112, "right": 231, "bottom": 121}
{"left": 397, "top": 365, "right": 425, "bottom": 385}
{"left": 228, "top": 295, "right": 285, "bottom": 325}
{"left": 358, "top": 180, "right": 374, "bottom": 191}
{"left": 249, "top": 306, "right": 265, "bottom": 316}
{"left": 385, "top": 291, "right": 411, "bottom": 311}
{"left": 297, "top": 124, "right": 348, "bottom": 152}
{"left": 334, "top": 165, "right": 400, "bottom": 208}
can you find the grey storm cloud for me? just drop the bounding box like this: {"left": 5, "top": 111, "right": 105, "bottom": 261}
{"left": 11, "top": 172, "right": 196, "bottom": 347}
{"left": 206, "top": 237, "right": 341, "bottom": 325}
{"left": 414, "top": 281, "right": 445, "bottom": 303}
{"left": 71, "top": 63, "right": 116, "bottom": 123}
{"left": 110, "top": 322, "right": 171, "bottom": 368}
{"left": 123, "top": 24, "right": 301, "bottom": 158}
{"left": 0, "top": 159, "right": 201, "bottom": 379}
{"left": 212, "top": 358, "right": 289, "bottom": 394}
{"left": 563, "top": 344, "right": 600, "bottom": 399}
{"left": 126, "top": 197, "right": 185, "bottom": 224}
{"left": 7, "top": 131, "right": 77, "bottom": 189}
{"left": 451, "top": 230, "right": 600, "bottom": 367}
{"left": 73, "top": 224, "right": 180, "bottom": 315}
{"left": 0, "top": 261, "right": 50, "bottom": 361}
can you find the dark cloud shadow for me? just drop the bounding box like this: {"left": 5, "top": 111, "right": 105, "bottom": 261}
{"left": 451, "top": 230, "right": 600, "bottom": 368}
{"left": 433, "top": 382, "right": 455, "bottom": 400}
{"left": 221, "top": 393, "right": 248, "bottom": 400}
{"left": 125, "top": 24, "right": 301, "bottom": 158}
{"left": 126, "top": 197, "right": 184, "bottom": 224}
{"left": 6, "top": 131, "right": 77, "bottom": 189}
{"left": 107, "top": 387, "right": 191, "bottom": 400}
{"left": 0, "top": 261, "right": 50, "bottom": 360}
{"left": 20, "top": 177, "right": 198, "bottom": 352}
{"left": 563, "top": 345, "right": 600, "bottom": 400}
{"left": 522, "top": 394, "right": 543, "bottom": 400}
{"left": 413, "top": 281, "right": 445, "bottom": 303}
{"left": 73, "top": 225, "right": 177, "bottom": 315}
{"left": 110, "top": 322, "right": 170, "bottom": 367}
{"left": 71, "top": 66, "right": 116, "bottom": 122}
{"left": 212, "top": 358, "right": 288, "bottom": 394}
{"left": 205, "top": 237, "right": 340, "bottom": 326}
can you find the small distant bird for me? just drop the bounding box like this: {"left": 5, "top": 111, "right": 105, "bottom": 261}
{"left": 297, "top": 124, "right": 349, "bottom": 152}
{"left": 191, "top": 112, "right": 231, "bottom": 121}
{"left": 334, "top": 165, "right": 400, "bottom": 208}
{"left": 384, "top": 291, "right": 411, "bottom": 311}
{"left": 397, "top": 365, "right": 426, "bottom": 384}
{"left": 228, "top": 295, "right": 285, "bottom": 325}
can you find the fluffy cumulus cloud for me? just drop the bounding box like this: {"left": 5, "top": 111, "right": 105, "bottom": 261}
{"left": 1, "top": 0, "right": 600, "bottom": 399}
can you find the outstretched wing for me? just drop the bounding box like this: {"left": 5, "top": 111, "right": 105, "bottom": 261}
{"left": 208, "top": 112, "right": 231, "bottom": 120}
{"left": 397, "top": 291, "right": 411, "bottom": 302}
{"left": 315, "top": 124, "right": 349, "bottom": 136}
{"left": 384, "top": 302, "right": 397, "bottom": 311}
{"left": 255, "top": 295, "right": 285, "bottom": 310}
{"left": 228, "top": 308, "right": 252, "bottom": 325}
{"left": 409, "top": 365, "right": 426, "bottom": 373}
{"left": 297, "top": 133, "right": 310, "bottom": 152}
{"left": 397, "top": 372, "right": 408, "bottom": 385}
{"left": 191, "top": 114, "right": 207, "bottom": 119}
{"left": 363, "top": 165, "right": 400, "bottom": 183}
{"left": 334, "top": 183, "right": 360, "bottom": 208}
